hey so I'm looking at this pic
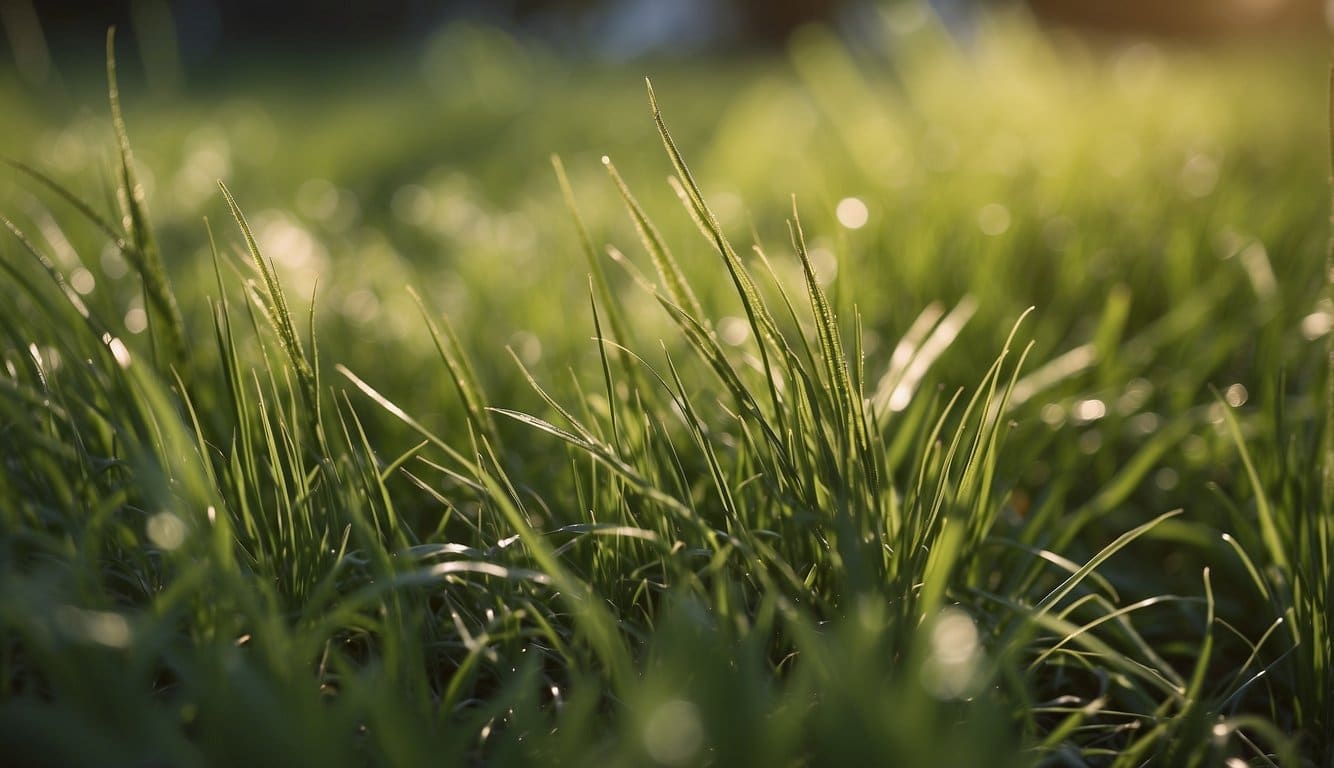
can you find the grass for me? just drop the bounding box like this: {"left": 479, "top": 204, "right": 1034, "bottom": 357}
{"left": 0, "top": 7, "right": 1330, "bottom": 766}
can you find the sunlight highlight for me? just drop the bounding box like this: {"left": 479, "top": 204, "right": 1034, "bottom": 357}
{"left": 835, "top": 197, "right": 869, "bottom": 229}
{"left": 922, "top": 607, "right": 983, "bottom": 700}
{"left": 643, "top": 698, "right": 704, "bottom": 766}
{"left": 148, "top": 512, "right": 187, "bottom": 550}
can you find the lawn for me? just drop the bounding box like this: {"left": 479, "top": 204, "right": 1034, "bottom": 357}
{"left": 0, "top": 8, "right": 1330, "bottom": 766}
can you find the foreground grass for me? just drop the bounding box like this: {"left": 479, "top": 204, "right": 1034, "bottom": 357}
{"left": 0, "top": 11, "right": 1330, "bottom": 766}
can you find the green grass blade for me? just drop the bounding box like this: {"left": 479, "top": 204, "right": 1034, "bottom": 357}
{"left": 1216, "top": 391, "right": 1288, "bottom": 571}
{"left": 106, "top": 27, "right": 185, "bottom": 372}
{"left": 1034, "top": 509, "right": 1183, "bottom": 619}
{"left": 603, "top": 155, "right": 705, "bottom": 324}
{"left": 218, "top": 181, "right": 318, "bottom": 420}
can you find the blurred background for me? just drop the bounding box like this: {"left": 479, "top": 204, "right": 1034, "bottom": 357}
{"left": 0, "top": 0, "right": 1329, "bottom": 555}
{"left": 3, "top": 0, "right": 1329, "bottom": 87}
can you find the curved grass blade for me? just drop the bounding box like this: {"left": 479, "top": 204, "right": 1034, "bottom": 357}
{"left": 107, "top": 28, "right": 185, "bottom": 372}
{"left": 1215, "top": 390, "right": 1288, "bottom": 571}
{"left": 407, "top": 286, "right": 497, "bottom": 444}
{"left": 1034, "top": 509, "right": 1183, "bottom": 619}
{"left": 603, "top": 155, "right": 705, "bottom": 324}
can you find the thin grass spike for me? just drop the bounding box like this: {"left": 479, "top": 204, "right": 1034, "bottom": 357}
{"left": 106, "top": 27, "right": 186, "bottom": 373}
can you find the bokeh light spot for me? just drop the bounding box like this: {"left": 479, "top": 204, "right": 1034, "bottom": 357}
{"left": 922, "top": 607, "right": 982, "bottom": 699}
{"left": 148, "top": 512, "right": 187, "bottom": 550}
{"left": 643, "top": 698, "right": 704, "bottom": 766}
{"left": 836, "top": 197, "right": 869, "bottom": 229}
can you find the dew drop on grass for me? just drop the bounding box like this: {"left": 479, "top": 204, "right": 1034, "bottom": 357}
{"left": 1040, "top": 403, "right": 1065, "bottom": 428}
{"left": 836, "top": 197, "right": 869, "bottom": 229}
{"left": 28, "top": 344, "right": 61, "bottom": 375}
{"left": 1223, "top": 383, "right": 1248, "bottom": 407}
{"left": 808, "top": 246, "right": 838, "bottom": 285}
{"left": 103, "top": 335, "right": 132, "bottom": 369}
{"left": 643, "top": 699, "right": 704, "bottom": 766}
{"left": 125, "top": 164, "right": 157, "bottom": 206}
{"left": 1155, "top": 467, "right": 1179, "bottom": 491}
{"left": 69, "top": 267, "right": 95, "bottom": 295}
{"left": 24, "top": 345, "right": 48, "bottom": 388}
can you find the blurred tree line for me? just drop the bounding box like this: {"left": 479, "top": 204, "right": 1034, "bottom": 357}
{"left": 5, "top": 0, "right": 1323, "bottom": 90}
{"left": 8, "top": 0, "right": 850, "bottom": 60}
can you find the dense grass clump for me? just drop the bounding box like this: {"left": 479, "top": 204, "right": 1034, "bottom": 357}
{"left": 0, "top": 12, "right": 1330, "bottom": 766}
